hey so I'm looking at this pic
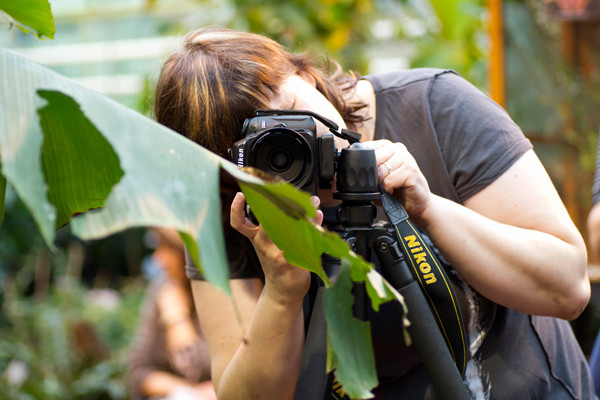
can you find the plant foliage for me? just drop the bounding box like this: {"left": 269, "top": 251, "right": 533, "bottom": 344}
{"left": 0, "top": 0, "right": 54, "bottom": 39}
{"left": 0, "top": 8, "right": 407, "bottom": 397}
{"left": 0, "top": 270, "right": 144, "bottom": 400}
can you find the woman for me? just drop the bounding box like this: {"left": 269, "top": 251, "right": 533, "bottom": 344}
{"left": 153, "top": 27, "right": 593, "bottom": 399}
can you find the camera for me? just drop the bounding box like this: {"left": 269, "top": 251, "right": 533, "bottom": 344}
{"left": 228, "top": 112, "right": 337, "bottom": 195}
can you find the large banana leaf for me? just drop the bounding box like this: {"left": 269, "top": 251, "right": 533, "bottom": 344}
{"left": 1, "top": 47, "right": 230, "bottom": 289}
{"left": 0, "top": 47, "right": 411, "bottom": 398}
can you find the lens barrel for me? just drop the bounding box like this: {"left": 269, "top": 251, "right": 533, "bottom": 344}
{"left": 248, "top": 128, "right": 315, "bottom": 189}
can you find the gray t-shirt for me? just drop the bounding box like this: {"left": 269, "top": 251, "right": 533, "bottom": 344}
{"left": 360, "top": 69, "right": 593, "bottom": 399}
{"left": 187, "top": 68, "right": 595, "bottom": 399}
{"left": 367, "top": 68, "right": 530, "bottom": 202}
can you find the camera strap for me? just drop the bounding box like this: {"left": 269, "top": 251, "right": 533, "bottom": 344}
{"left": 379, "top": 187, "right": 468, "bottom": 376}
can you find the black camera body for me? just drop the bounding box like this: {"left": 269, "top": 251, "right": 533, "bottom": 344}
{"left": 228, "top": 113, "right": 336, "bottom": 194}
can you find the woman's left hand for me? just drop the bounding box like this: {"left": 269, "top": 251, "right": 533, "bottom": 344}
{"left": 363, "top": 139, "right": 432, "bottom": 220}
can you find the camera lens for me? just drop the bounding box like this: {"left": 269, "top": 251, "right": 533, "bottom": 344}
{"left": 269, "top": 149, "right": 292, "bottom": 172}
{"left": 249, "top": 128, "right": 314, "bottom": 187}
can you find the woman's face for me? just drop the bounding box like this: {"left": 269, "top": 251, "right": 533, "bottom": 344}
{"left": 269, "top": 74, "right": 349, "bottom": 150}
{"left": 268, "top": 74, "right": 346, "bottom": 205}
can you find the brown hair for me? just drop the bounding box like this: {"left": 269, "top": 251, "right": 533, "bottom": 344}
{"left": 154, "top": 27, "right": 365, "bottom": 157}
{"left": 154, "top": 28, "right": 366, "bottom": 277}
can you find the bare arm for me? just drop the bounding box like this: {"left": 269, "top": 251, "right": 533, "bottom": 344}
{"left": 192, "top": 278, "right": 305, "bottom": 400}
{"left": 191, "top": 193, "right": 323, "bottom": 399}
{"left": 370, "top": 143, "right": 589, "bottom": 320}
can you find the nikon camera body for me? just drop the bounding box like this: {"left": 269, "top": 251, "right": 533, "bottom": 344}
{"left": 228, "top": 113, "right": 336, "bottom": 194}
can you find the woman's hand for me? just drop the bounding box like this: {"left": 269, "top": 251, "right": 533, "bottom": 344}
{"left": 229, "top": 192, "right": 323, "bottom": 305}
{"left": 363, "top": 139, "right": 432, "bottom": 221}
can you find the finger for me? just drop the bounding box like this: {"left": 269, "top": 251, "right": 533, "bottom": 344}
{"left": 230, "top": 192, "right": 247, "bottom": 229}
{"left": 379, "top": 159, "right": 394, "bottom": 180}
{"left": 382, "top": 158, "right": 423, "bottom": 196}
{"left": 361, "top": 139, "right": 391, "bottom": 151}
{"left": 315, "top": 209, "right": 324, "bottom": 226}
{"left": 310, "top": 196, "right": 324, "bottom": 226}
{"left": 230, "top": 192, "right": 259, "bottom": 237}
{"left": 378, "top": 142, "right": 407, "bottom": 162}
{"left": 310, "top": 195, "right": 321, "bottom": 211}
{"left": 373, "top": 143, "right": 410, "bottom": 180}
{"left": 361, "top": 140, "right": 398, "bottom": 180}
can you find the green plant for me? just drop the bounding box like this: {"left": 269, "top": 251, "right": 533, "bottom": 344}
{"left": 499, "top": 0, "right": 600, "bottom": 232}
{"left": 231, "top": 0, "right": 377, "bottom": 72}
{"left": 0, "top": 0, "right": 54, "bottom": 39}
{"left": 0, "top": 269, "right": 145, "bottom": 400}
{"left": 395, "top": 0, "right": 488, "bottom": 88}
{"left": 0, "top": 2, "right": 406, "bottom": 398}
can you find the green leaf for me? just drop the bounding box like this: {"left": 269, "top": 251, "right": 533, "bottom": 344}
{"left": 235, "top": 178, "right": 333, "bottom": 285}
{"left": 37, "top": 90, "right": 124, "bottom": 229}
{"left": 0, "top": 49, "right": 58, "bottom": 247}
{"left": 223, "top": 162, "right": 406, "bottom": 398}
{"left": 220, "top": 162, "right": 375, "bottom": 284}
{"left": 0, "top": 0, "right": 55, "bottom": 39}
{"left": 325, "top": 260, "right": 377, "bottom": 399}
{"left": 0, "top": 161, "right": 5, "bottom": 226}
{"left": 0, "top": 48, "right": 229, "bottom": 293}
{"left": 0, "top": 46, "right": 410, "bottom": 398}
{"left": 428, "top": 0, "right": 473, "bottom": 39}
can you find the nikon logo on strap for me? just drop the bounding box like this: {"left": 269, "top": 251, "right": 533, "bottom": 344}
{"left": 325, "top": 373, "right": 349, "bottom": 400}
{"left": 403, "top": 235, "right": 437, "bottom": 285}
{"left": 380, "top": 185, "right": 468, "bottom": 376}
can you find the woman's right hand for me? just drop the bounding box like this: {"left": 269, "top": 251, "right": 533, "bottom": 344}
{"left": 229, "top": 192, "right": 322, "bottom": 305}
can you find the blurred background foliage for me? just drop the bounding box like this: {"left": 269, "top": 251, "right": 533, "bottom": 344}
{"left": 502, "top": 0, "right": 600, "bottom": 234}
{"left": 1, "top": 0, "right": 600, "bottom": 398}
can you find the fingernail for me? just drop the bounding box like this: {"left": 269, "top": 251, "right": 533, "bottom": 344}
{"left": 310, "top": 196, "right": 320, "bottom": 207}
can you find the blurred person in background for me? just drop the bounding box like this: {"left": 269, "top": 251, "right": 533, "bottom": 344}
{"left": 127, "top": 228, "right": 216, "bottom": 400}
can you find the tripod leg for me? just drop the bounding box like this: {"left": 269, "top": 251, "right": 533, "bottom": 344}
{"left": 374, "top": 235, "right": 471, "bottom": 399}
{"left": 293, "top": 286, "right": 329, "bottom": 400}
{"left": 399, "top": 281, "right": 471, "bottom": 400}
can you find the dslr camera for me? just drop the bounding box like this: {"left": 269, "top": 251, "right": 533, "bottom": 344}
{"left": 228, "top": 109, "right": 377, "bottom": 205}
{"left": 228, "top": 110, "right": 338, "bottom": 195}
